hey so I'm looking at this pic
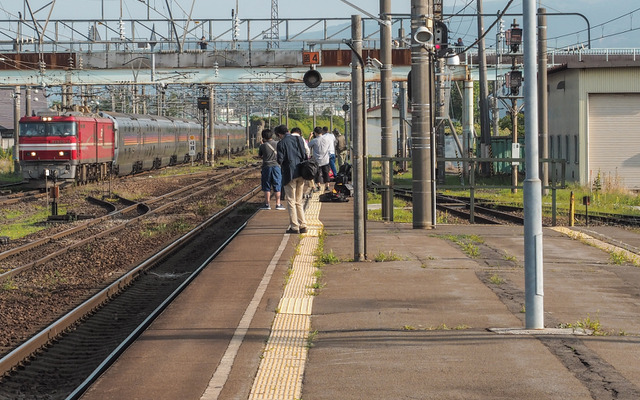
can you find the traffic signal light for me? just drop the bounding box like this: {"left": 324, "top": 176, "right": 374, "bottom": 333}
{"left": 509, "top": 70, "right": 522, "bottom": 95}
{"left": 509, "top": 28, "right": 522, "bottom": 53}
{"left": 434, "top": 21, "right": 449, "bottom": 58}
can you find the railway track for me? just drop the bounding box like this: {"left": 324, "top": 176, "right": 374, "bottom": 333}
{"left": 0, "top": 189, "right": 46, "bottom": 207}
{"left": 392, "top": 188, "right": 526, "bottom": 225}
{"left": 0, "top": 168, "right": 252, "bottom": 280}
{"left": 0, "top": 182, "right": 261, "bottom": 399}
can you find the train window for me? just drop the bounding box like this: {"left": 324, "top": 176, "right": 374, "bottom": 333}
{"left": 50, "top": 122, "right": 76, "bottom": 136}
{"left": 19, "top": 122, "right": 46, "bottom": 136}
{"left": 19, "top": 122, "right": 77, "bottom": 137}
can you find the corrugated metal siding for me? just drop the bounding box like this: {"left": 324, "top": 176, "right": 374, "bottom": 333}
{"left": 0, "top": 52, "right": 76, "bottom": 70}
{"left": 588, "top": 93, "right": 640, "bottom": 189}
{"left": 320, "top": 49, "right": 410, "bottom": 67}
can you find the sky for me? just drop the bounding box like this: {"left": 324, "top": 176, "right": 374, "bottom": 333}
{"left": 3, "top": 0, "right": 639, "bottom": 49}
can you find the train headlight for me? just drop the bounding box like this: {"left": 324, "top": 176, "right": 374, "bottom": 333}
{"left": 30, "top": 151, "right": 37, "bottom": 157}
{"left": 58, "top": 151, "right": 65, "bottom": 157}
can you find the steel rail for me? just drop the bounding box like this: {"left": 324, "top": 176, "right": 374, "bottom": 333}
{"left": 0, "top": 183, "right": 261, "bottom": 379}
{"left": 0, "top": 168, "right": 247, "bottom": 279}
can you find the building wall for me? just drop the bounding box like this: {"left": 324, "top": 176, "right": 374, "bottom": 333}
{"left": 548, "top": 66, "right": 640, "bottom": 187}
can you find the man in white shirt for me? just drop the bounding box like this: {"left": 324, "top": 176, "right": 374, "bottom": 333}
{"left": 309, "top": 126, "right": 331, "bottom": 192}
{"left": 323, "top": 126, "right": 337, "bottom": 180}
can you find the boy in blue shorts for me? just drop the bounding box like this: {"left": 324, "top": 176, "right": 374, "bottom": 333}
{"left": 258, "top": 129, "right": 285, "bottom": 210}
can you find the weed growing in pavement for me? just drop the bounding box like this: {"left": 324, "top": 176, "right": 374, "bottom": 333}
{"left": 374, "top": 250, "right": 403, "bottom": 262}
{"left": 489, "top": 274, "right": 505, "bottom": 285}
{"left": 503, "top": 252, "right": 518, "bottom": 263}
{"left": 520, "top": 304, "right": 526, "bottom": 313}
{"left": 608, "top": 250, "right": 640, "bottom": 266}
{"left": 306, "top": 329, "right": 319, "bottom": 348}
{"left": 284, "top": 266, "right": 294, "bottom": 287}
{"left": 307, "top": 281, "right": 326, "bottom": 295}
{"left": 315, "top": 250, "right": 340, "bottom": 267}
{"left": 559, "top": 313, "right": 605, "bottom": 335}
{"left": 402, "top": 325, "right": 416, "bottom": 331}
{"left": 437, "top": 234, "right": 484, "bottom": 258}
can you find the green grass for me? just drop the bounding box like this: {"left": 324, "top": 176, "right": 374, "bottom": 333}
{"left": 437, "top": 234, "right": 484, "bottom": 258}
{"left": 0, "top": 205, "right": 58, "bottom": 239}
{"left": 373, "top": 250, "right": 403, "bottom": 262}
{"left": 367, "top": 192, "right": 413, "bottom": 222}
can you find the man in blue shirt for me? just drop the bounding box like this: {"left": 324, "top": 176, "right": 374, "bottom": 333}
{"left": 275, "top": 125, "right": 308, "bottom": 234}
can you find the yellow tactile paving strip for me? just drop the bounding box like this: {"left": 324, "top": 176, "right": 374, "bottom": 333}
{"left": 248, "top": 193, "right": 322, "bottom": 400}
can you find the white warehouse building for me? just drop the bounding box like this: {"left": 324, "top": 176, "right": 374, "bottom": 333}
{"left": 547, "top": 60, "right": 640, "bottom": 189}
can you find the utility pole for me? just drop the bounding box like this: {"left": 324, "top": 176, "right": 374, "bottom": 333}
{"left": 523, "top": 0, "right": 544, "bottom": 330}
{"left": 436, "top": 58, "right": 445, "bottom": 185}
{"left": 351, "top": 14, "right": 366, "bottom": 260}
{"left": 477, "top": 0, "right": 491, "bottom": 176}
{"left": 209, "top": 85, "right": 215, "bottom": 165}
{"left": 411, "top": 0, "right": 434, "bottom": 229}
{"left": 538, "top": 8, "right": 549, "bottom": 196}
{"left": 398, "top": 81, "right": 408, "bottom": 172}
{"left": 380, "top": 0, "right": 393, "bottom": 221}
{"left": 13, "top": 86, "right": 21, "bottom": 173}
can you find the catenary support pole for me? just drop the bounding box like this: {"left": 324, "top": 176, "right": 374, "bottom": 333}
{"left": 380, "top": 0, "right": 393, "bottom": 221}
{"left": 399, "top": 81, "right": 408, "bottom": 172}
{"left": 477, "top": 0, "right": 491, "bottom": 176}
{"left": 462, "top": 77, "right": 474, "bottom": 181}
{"left": 13, "top": 86, "right": 21, "bottom": 173}
{"left": 538, "top": 8, "right": 549, "bottom": 196}
{"left": 208, "top": 85, "right": 215, "bottom": 165}
{"left": 523, "top": 0, "right": 544, "bottom": 329}
{"left": 351, "top": 15, "right": 366, "bottom": 261}
{"left": 410, "top": 0, "right": 433, "bottom": 229}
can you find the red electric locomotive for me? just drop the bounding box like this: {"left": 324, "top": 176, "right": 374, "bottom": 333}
{"left": 19, "top": 112, "right": 115, "bottom": 184}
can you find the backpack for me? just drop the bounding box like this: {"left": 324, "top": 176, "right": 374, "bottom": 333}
{"left": 296, "top": 135, "right": 318, "bottom": 180}
{"left": 338, "top": 163, "right": 352, "bottom": 181}
{"left": 319, "top": 192, "right": 349, "bottom": 202}
{"left": 298, "top": 158, "right": 318, "bottom": 180}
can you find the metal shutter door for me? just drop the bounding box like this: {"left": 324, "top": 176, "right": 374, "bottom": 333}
{"left": 589, "top": 93, "right": 640, "bottom": 189}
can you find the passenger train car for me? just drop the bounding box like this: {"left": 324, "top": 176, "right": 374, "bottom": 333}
{"left": 18, "top": 111, "right": 246, "bottom": 186}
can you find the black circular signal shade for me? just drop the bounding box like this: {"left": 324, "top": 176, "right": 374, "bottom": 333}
{"left": 303, "top": 69, "right": 322, "bottom": 88}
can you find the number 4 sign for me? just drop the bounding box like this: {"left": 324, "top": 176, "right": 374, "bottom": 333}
{"left": 302, "top": 51, "right": 320, "bottom": 65}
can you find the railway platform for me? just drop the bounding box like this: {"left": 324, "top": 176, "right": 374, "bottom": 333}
{"left": 81, "top": 192, "right": 640, "bottom": 400}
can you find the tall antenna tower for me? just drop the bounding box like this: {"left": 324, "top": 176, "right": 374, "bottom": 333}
{"left": 268, "top": 0, "right": 279, "bottom": 49}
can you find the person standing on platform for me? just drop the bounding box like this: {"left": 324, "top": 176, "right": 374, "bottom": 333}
{"left": 309, "top": 126, "right": 331, "bottom": 192}
{"left": 275, "top": 124, "right": 308, "bottom": 234}
{"left": 291, "top": 127, "right": 313, "bottom": 197}
{"left": 323, "top": 126, "right": 338, "bottom": 179}
{"left": 334, "top": 128, "right": 347, "bottom": 169}
{"left": 258, "top": 129, "right": 285, "bottom": 210}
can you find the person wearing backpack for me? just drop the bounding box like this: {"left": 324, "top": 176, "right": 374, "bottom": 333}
{"left": 275, "top": 124, "right": 308, "bottom": 234}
